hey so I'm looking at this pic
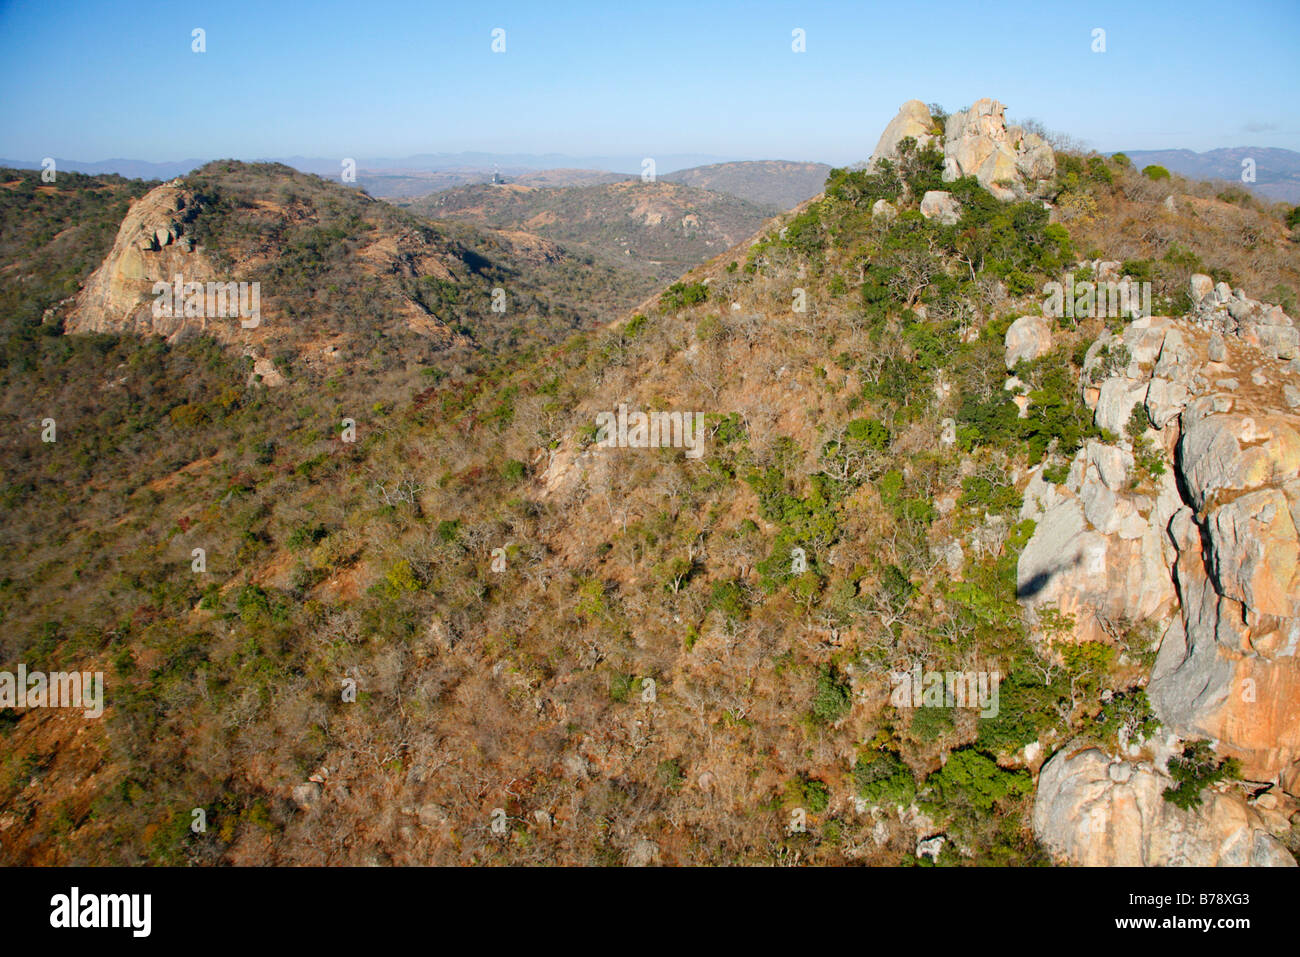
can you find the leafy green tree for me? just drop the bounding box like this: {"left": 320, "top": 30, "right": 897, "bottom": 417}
{"left": 1093, "top": 690, "right": 1161, "bottom": 750}
{"left": 1164, "top": 741, "right": 1240, "bottom": 810}
{"left": 659, "top": 281, "right": 708, "bottom": 311}
{"left": 811, "top": 665, "right": 853, "bottom": 725}
{"left": 895, "top": 137, "right": 946, "bottom": 196}
{"left": 921, "top": 749, "right": 1032, "bottom": 815}
{"left": 977, "top": 670, "right": 1069, "bottom": 754}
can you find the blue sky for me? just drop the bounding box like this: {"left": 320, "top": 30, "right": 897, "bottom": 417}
{"left": 1, "top": 0, "right": 1297, "bottom": 167}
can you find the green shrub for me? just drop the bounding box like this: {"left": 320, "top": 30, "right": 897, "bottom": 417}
{"left": 823, "top": 163, "right": 902, "bottom": 208}
{"left": 1085, "top": 156, "right": 1114, "bottom": 184}
{"left": 958, "top": 474, "right": 1022, "bottom": 514}
{"left": 791, "top": 774, "right": 830, "bottom": 813}
{"left": 976, "top": 670, "right": 1067, "bottom": 754}
{"left": 1004, "top": 269, "right": 1035, "bottom": 296}
{"left": 910, "top": 705, "right": 954, "bottom": 742}
{"left": 710, "top": 579, "right": 749, "bottom": 620}
{"left": 844, "top": 417, "right": 890, "bottom": 451}
{"left": 656, "top": 758, "right": 685, "bottom": 791}
{"left": 287, "top": 523, "right": 328, "bottom": 551}
{"left": 1042, "top": 463, "right": 1069, "bottom": 485}
{"left": 608, "top": 672, "right": 634, "bottom": 703}
{"left": 695, "top": 313, "right": 724, "bottom": 342}
{"left": 623, "top": 313, "right": 648, "bottom": 338}
{"left": 896, "top": 137, "right": 946, "bottom": 196}
{"left": 853, "top": 750, "right": 916, "bottom": 806}
{"left": 1092, "top": 689, "right": 1160, "bottom": 750}
{"left": 659, "top": 281, "right": 708, "bottom": 311}
{"left": 1127, "top": 408, "right": 1167, "bottom": 482}
{"left": 378, "top": 559, "right": 420, "bottom": 598}
{"left": 1163, "top": 740, "right": 1240, "bottom": 810}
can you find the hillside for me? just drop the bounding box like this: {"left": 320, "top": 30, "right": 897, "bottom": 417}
{"left": 0, "top": 169, "right": 156, "bottom": 330}
{"left": 662, "top": 160, "right": 832, "bottom": 210}
{"left": 1, "top": 101, "right": 1299, "bottom": 868}
{"left": 54, "top": 161, "right": 632, "bottom": 380}
{"left": 400, "top": 179, "right": 780, "bottom": 301}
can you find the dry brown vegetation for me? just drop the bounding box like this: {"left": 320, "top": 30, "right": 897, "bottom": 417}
{"left": 0, "top": 150, "right": 1296, "bottom": 865}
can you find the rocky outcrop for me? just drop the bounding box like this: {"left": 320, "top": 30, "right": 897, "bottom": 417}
{"left": 941, "top": 98, "right": 1055, "bottom": 201}
{"left": 1186, "top": 273, "right": 1298, "bottom": 361}
{"left": 63, "top": 182, "right": 225, "bottom": 340}
{"left": 1022, "top": 285, "right": 1300, "bottom": 865}
{"left": 1149, "top": 401, "right": 1300, "bottom": 782}
{"left": 60, "top": 168, "right": 491, "bottom": 381}
{"left": 1072, "top": 307, "right": 1299, "bottom": 785}
{"left": 1034, "top": 747, "right": 1295, "bottom": 866}
{"left": 870, "top": 97, "right": 1055, "bottom": 202}
{"left": 869, "top": 100, "right": 937, "bottom": 164}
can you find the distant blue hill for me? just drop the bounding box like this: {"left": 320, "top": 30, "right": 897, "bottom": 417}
{"left": 1114, "top": 147, "right": 1300, "bottom": 203}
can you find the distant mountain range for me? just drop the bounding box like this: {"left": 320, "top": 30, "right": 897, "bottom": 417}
{"left": 0, "top": 157, "right": 210, "bottom": 180}
{"left": 0, "top": 154, "right": 832, "bottom": 211}
{"left": 0, "top": 152, "right": 741, "bottom": 183}
{"left": 1116, "top": 147, "right": 1300, "bottom": 203}
{"left": 9, "top": 146, "right": 1293, "bottom": 209}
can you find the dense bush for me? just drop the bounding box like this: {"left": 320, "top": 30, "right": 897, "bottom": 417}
{"left": 853, "top": 750, "right": 917, "bottom": 806}
{"left": 659, "top": 281, "right": 709, "bottom": 311}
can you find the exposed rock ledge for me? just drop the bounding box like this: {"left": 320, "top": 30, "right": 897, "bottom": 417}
{"left": 1034, "top": 747, "right": 1294, "bottom": 866}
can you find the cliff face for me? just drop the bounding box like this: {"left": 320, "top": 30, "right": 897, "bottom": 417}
{"left": 1023, "top": 277, "right": 1300, "bottom": 865}
{"left": 62, "top": 182, "right": 226, "bottom": 339}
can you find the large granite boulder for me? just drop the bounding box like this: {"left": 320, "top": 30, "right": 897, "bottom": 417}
{"left": 1149, "top": 399, "right": 1300, "bottom": 781}
{"left": 1017, "top": 440, "right": 1182, "bottom": 645}
{"left": 1020, "top": 298, "right": 1300, "bottom": 838}
{"left": 1004, "top": 314, "right": 1054, "bottom": 370}
{"left": 869, "top": 100, "right": 937, "bottom": 165}
{"left": 918, "top": 190, "right": 961, "bottom": 226}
